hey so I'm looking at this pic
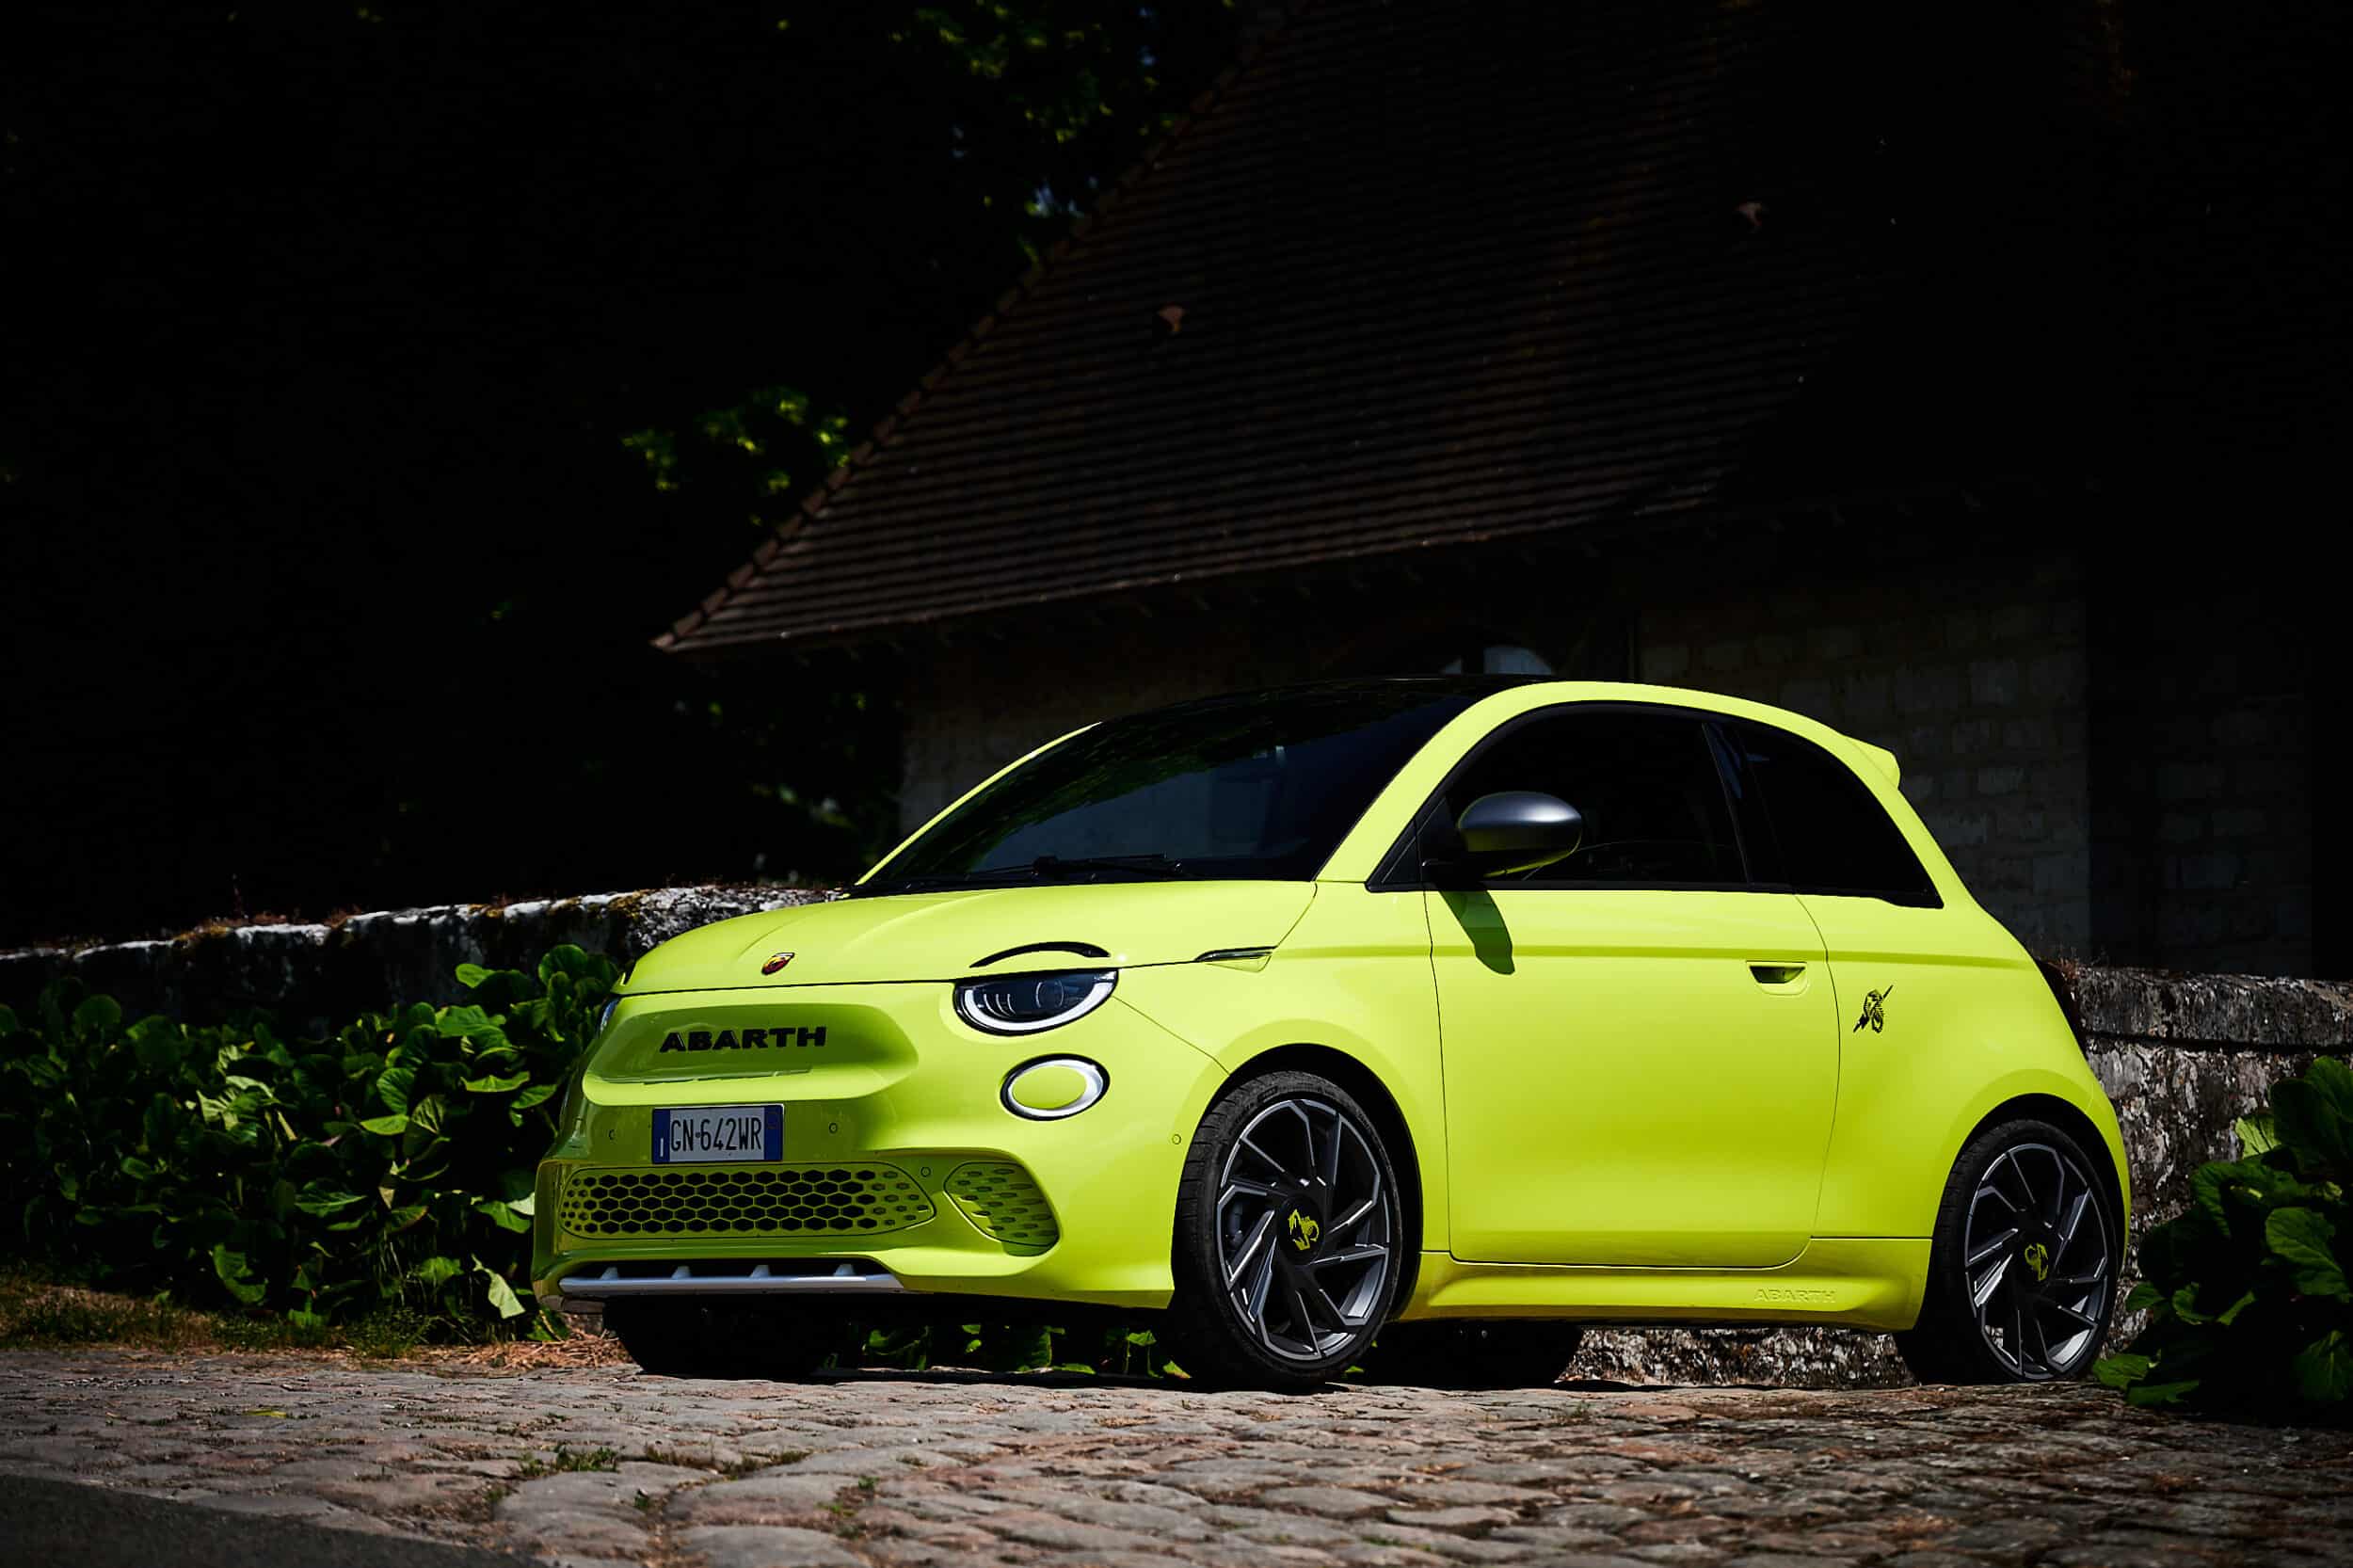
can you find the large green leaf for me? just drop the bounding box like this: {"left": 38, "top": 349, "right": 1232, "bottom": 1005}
{"left": 292, "top": 1184, "right": 367, "bottom": 1218}
{"left": 211, "top": 1243, "right": 266, "bottom": 1305}
{"left": 474, "top": 1259, "right": 525, "bottom": 1320}
{"left": 2292, "top": 1330, "right": 2352, "bottom": 1404}
{"left": 472, "top": 1199, "right": 531, "bottom": 1233}
{"left": 2265, "top": 1208, "right": 2350, "bottom": 1301}
{"left": 72, "top": 994, "right": 123, "bottom": 1039}
{"left": 2272, "top": 1058, "right": 2353, "bottom": 1172}
{"left": 2094, "top": 1352, "right": 2151, "bottom": 1389}
{"left": 410, "top": 1256, "right": 464, "bottom": 1287}
{"left": 376, "top": 1063, "right": 419, "bottom": 1114}
{"left": 434, "top": 1005, "right": 505, "bottom": 1043}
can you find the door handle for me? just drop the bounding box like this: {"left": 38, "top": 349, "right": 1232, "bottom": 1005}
{"left": 1749, "top": 962, "right": 1808, "bottom": 988}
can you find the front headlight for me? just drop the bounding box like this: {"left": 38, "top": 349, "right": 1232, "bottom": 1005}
{"left": 954, "top": 969, "right": 1115, "bottom": 1034}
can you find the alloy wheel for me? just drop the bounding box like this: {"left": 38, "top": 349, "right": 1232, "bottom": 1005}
{"left": 1213, "top": 1096, "right": 1395, "bottom": 1362}
{"left": 1962, "top": 1141, "right": 2112, "bottom": 1378}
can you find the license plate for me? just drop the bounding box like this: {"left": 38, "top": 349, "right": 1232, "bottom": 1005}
{"left": 652, "top": 1105, "right": 782, "bottom": 1164}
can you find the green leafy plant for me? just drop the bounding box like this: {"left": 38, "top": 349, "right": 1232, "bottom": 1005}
{"left": 0, "top": 947, "right": 616, "bottom": 1334}
{"left": 2, "top": 946, "right": 1193, "bottom": 1366}
{"left": 2097, "top": 1055, "right": 2352, "bottom": 1414}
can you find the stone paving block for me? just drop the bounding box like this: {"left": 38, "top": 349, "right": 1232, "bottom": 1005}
{"left": 781, "top": 1445, "right": 968, "bottom": 1475}
{"left": 182, "top": 1490, "right": 349, "bottom": 1518}
{"left": 666, "top": 1471, "right": 857, "bottom": 1524}
{"left": 1385, "top": 1504, "right": 1520, "bottom": 1530}
{"left": 1261, "top": 1484, "right": 1400, "bottom": 1518}
{"left": 674, "top": 1523, "right": 868, "bottom": 1568}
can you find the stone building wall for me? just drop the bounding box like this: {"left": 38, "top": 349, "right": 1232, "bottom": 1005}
{"left": 1630, "top": 550, "right": 2092, "bottom": 952}
{"left": 2087, "top": 572, "right": 2315, "bottom": 978}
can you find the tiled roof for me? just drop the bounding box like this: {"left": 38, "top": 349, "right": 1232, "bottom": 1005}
{"left": 656, "top": 0, "right": 2326, "bottom": 653}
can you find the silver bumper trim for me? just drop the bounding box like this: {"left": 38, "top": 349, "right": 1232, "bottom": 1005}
{"left": 558, "top": 1260, "right": 911, "bottom": 1299}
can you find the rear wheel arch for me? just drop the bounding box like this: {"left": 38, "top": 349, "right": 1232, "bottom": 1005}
{"left": 1954, "top": 1094, "right": 2129, "bottom": 1233}
{"left": 1182, "top": 1043, "right": 1425, "bottom": 1317}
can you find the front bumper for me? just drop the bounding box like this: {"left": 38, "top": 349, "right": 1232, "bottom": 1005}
{"left": 530, "top": 980, "right": 1225, "bottom": 1310}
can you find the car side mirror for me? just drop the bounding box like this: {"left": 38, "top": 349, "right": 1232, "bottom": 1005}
{"left": 1448, "top": 791, "right": 1584, "bottom": 879}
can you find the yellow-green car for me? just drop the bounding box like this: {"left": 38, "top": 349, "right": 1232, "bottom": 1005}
{"left": 533, "top": 680, "right": 2126, "bottom": 1389}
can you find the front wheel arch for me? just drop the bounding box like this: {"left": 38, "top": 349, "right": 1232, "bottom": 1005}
{"left": 1178, "top": 1043, "right": 1424, "bottom": 1321}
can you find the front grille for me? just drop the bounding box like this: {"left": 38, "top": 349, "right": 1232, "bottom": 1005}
{"left": 944, "top": 1161, "right": 1060, "bottom": 1252}
{"left": 560, "top": 1165, "right": 934, "bottom": 1240}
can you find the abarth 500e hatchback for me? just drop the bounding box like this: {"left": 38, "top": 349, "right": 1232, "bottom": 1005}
{"left": 533, "top": 680, "right": 2127, "bottom": 1389}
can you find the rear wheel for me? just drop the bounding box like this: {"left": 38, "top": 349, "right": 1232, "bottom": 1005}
{"left": 1171, "top": 1070, "right": 1404, "bottom": 1389}
{"left": 1897, "top": 1117, "right": 2120, "bottom": 1384}
{"left": 603, "top": 1299, "right": 864, "bottom": 1379}
{"left": 1369, "top": 1320, "right": 1585, "bottom": 1388}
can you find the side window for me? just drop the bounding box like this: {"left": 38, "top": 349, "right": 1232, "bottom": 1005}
{"left": 1443, "top": 710, "right": 1742, "bottom": 885}
{"left": 1725, "top": 720, "right": 1939, "bottom": 903}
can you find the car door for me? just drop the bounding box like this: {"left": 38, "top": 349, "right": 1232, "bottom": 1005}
{"left": 1423, "top": 706, "right": 1839, "bottom": 1269}
{"left": 1715, "top": 717, "right": 1993, "bottom": 1239}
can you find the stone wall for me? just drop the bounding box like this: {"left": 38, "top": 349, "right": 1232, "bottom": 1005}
{"left": 0, "top": 887, "right": 824, "bottom": 1037}
{"left": 5, "top": 888, "right": 2344, "bottom": 1387}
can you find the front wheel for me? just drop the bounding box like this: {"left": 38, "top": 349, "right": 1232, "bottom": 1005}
{"left": 1897, "top": 1117, "right": 2121, "bottom": 1384}
{"left": 1170, "top": 1070, "right": 1404, "bottom": 1389}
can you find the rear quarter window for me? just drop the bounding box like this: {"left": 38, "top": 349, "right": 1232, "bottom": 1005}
{"left": 1724, "top": 719, "right": 1940, "bottom": 904}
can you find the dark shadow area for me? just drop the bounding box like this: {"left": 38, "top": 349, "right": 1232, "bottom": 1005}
{"left": 0, "top": 1474, "right": 525, "bottom": 1568}
{"left": 1439, "top": 888, "right": 1516, "bottom": 975}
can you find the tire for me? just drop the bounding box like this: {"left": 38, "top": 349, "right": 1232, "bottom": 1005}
{"left": 1896, "top": 1116, "right": 2121, "bottom": 1385}
{"left": 1367, "top": 1320, "right": 1586, "bottom": 1389}
{"left": 604, "top": 1299, "right": 864, "bottom": 1379}
{"left": 1171, "top": 1069, "right": 1405, "bottom": 1389}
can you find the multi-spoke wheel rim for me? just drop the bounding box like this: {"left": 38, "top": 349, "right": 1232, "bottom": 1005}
{"left": 1214, "top": 1096, "right": 1395, "bottom": 1363}
{"left": 1963, "top": 1142, "right": 2112, "bottom": 1378}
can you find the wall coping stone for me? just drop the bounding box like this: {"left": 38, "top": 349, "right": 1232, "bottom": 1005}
{"left": 0, "top": 886, "right": 824, "bottom": 1031}
{"left": 2061, "top": 963, "right": 2353, "bottom": 1050}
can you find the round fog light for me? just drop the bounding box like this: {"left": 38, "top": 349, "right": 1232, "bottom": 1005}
{"left": 1002, "top": 1057, "right": 1108, "bottom": 1120}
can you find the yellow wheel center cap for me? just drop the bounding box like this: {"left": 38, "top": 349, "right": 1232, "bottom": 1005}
{"left": 1286, "top": 1208, "right": 1321, "bottom": 1255}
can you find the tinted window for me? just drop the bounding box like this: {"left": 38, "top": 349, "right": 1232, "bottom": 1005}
{"left": 864, "top": 682, "right": 1499, "bottom": 892}
{"left": 1725, "top": 720, "right": 1938, "bottom": 902}
{"left": 1442, "top": 710, "right": 1742, "bottom": 885}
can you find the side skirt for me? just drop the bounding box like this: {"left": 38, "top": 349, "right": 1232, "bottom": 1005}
{"left": 1394, "top": 1238, "right": 1930, "bottom": 1332}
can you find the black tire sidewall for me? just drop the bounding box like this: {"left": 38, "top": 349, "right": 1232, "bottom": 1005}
{"left": 1171, "top": 1069, "right": 1405, "bottom": 1389}
{"left": 1908, "top": 1116, "right": 2121, "bottom": 1384}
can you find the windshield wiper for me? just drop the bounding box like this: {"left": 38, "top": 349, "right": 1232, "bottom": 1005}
{"left": 1023, "top": 854, "right": 1196, "bottom": 882}
{"left": 856, "top": 854, "right": 1193, "bottom": 897}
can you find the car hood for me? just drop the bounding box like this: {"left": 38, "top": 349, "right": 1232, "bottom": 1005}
{"left": 617, "top": 881, "right": 1318, "bottom": 993}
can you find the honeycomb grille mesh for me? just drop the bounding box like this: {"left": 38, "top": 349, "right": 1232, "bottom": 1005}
{"left": 944, "top": 1162, "right": 1060, "bottom": 1252}
{"left": 559, "top": 1165, "right": 933, "bottom": 1240}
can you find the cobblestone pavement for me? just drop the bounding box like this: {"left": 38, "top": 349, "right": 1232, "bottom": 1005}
{"left": 2, "top": 1351, "right": 2346, "bottom": 1568}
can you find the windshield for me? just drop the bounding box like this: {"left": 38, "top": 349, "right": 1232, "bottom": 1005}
{"left": 858, "top": 681, "right": 1503, "bottom": 894}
